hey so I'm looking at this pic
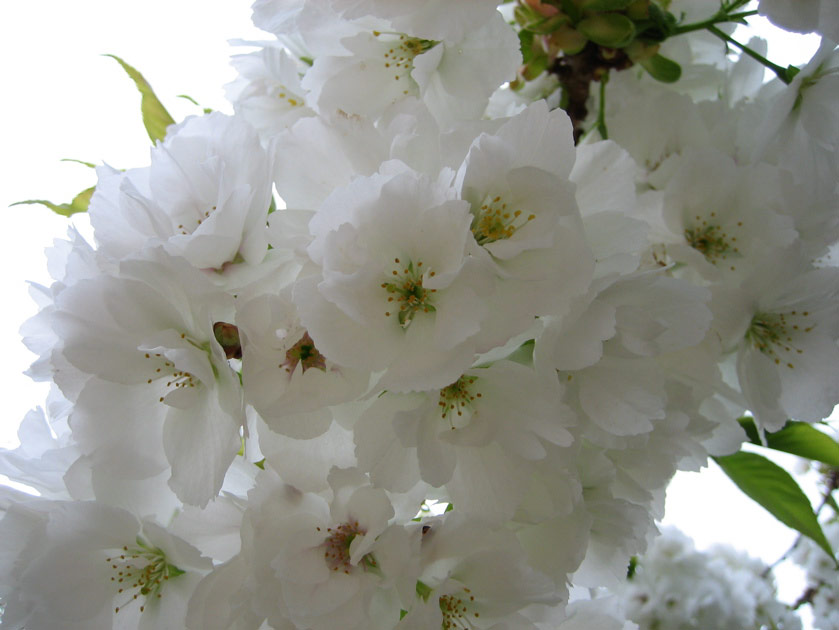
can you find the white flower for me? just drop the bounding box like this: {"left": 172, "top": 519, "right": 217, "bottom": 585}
{"left": 793, "top": 520, "right": 839, "bottom": 630}
{"left": 271, "top": 111, "right": 391, "bottom": 209}
{"left": 399, "top": 512, "right": 561, "bottom": 630}
{"left": 355, "top": 360, "right": 574, "bottom": 522}
{"left": 657, "top": 148, "right": 797, "bottom": 281}
{"left": 455, "top": 102, "right": 594, "bottom": 345}
{"left": 300, "top": 11, "right": 520, "bottom": 127}
{"left": 335, "top": 0, "right": 503, "bottom": 45}
{"left": 270, "top": 99, "right": 488, "bottom": 210}
{"left": 569, "top": 140, "right": 648, "bottom": 282}
{"left": 751, "top": 41, "right": 839, "bottom": 185}
{"left": 713, "top": 248, "right": 839, "bottom": 430}
{"left": 51, "top": 251, "right": 244, "bottom": 506}
{"left": 760, "top": 0, "right": 839, "bottom": 41}
{"left": 0, "top": 500, "right": 211, "bottom": 630}
{"left": 0, "top": 403, "right": 78, "bottom": 500}
{"left": 220, "top": 466, "right": 411, "bottom": 630}
{"left": 237, "top": 287, "right": 371, "bottom": 438}
{"left": 296, "top": 164, "right": 494, "bottom": 392}
{"left": 620, "top": 527, "right": 801, "bottom": 630}
{"left": 88, "top": 112, "right": 274, "bottom": 270}
{"left": 226, "top": 43, "right": 315, "bottom": 137}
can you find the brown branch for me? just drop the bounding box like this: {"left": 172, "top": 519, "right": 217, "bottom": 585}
{"left": 549, "top": 42, "right": 633, "bottom": 143}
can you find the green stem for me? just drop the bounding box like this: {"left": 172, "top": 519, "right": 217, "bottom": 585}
{"left": 706, "top": 25, "right": 795, "bottom": 84}
{"left": 671, "top": 9, "right": 757, "bottom": 35}
{"left": 596, "top": 73, "right": 609, "bottom": 140}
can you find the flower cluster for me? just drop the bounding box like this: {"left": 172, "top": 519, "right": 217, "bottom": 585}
{"left": 2, "top": 1, "right": 839, "bottom": 628}
{"left": 618, "top": 527, "right": 801, "bottom": 630}
{"left": 794, "top": 519, "right": 839, "bottom": 630}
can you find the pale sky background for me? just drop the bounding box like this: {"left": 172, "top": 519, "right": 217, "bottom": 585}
{"left": 0, "top": 2, "right": 828, "bottom": 627}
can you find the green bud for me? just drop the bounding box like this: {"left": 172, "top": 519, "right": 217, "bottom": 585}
{"left": 528, "top": 13, "right": 571, "bottom": 34}
{"left": 624, "top": 39, "right": 659, "bottom": 62}
{"left": 577, "top": 13, "right": 636, "bottom": 47}
{"left": 213, "top": 321, "right": 242, "bottom": 359}
{"left": 625, "top": 0, "right": 650, "bottom": 20}
{"left": 514, "top": 2, "right": 546, "bottom": 27}
{"left": 581, "top": 0, "right": 634, "bottom": 11}
{"left": 639, "top": 53, "right": 681, "bottom": 82}
{"left": 550, "top": 24, "right": 588, "bottom": 54}
{"left": 647, "top": 2, "right": 678, "bottom": 38}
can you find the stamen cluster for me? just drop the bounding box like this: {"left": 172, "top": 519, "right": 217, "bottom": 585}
{"left": 471, "top": 194, "right": 535, "bottom": 246}
{"left": 381, "top": 258, "right": 436, "bottom": 328}
{"left": 106, "top": 542, "right": 184, "bottom": 614}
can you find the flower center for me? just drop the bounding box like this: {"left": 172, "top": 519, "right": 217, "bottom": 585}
{"left": 471, "top": 193, "right": 535, "bottom": 246}
{"left": 177, "top": 204, "right": 218, "bottom": 235}
{"left": 381, "top": 258, "right": 437, "bottom": 328}
{"left": 745, "top": 310, "right": 812, "bottom": 369}
{"left": 683, "top": 213, "right": 742, "bottom": 269}
{"left": 318, "top": 521, "right": 370, "bottom": 574}
{"left": 106, "top": 540, "right": 185, "bottom": 614}
{"left": 374, "top": 31, "right": 437, "bottom": 95}
{"left": 438, "top": 376, "right": 481, "bottom": 428}
{"left": 440, "top": 588, "right": 479, "bottom": 629}
{"left": 143, "top": 344, "right": 199, "bottom": 404}
{"left": 275, "top": 87, "right": 303, "bottom": 108}
{"left": 282, "top": 331, "right": 327, "bottom": 374}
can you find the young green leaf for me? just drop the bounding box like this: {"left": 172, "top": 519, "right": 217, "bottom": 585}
{"left": 639, "top": 53, "right": 682, "bottom": 82}
{"left": 714, "top": 451, "right": 836, "bottom": 562}
{"left": 519, "top": 28, "right": 536, "bottom": 63}
{"left": 577, "top": 13, "right": 636, "bottom": 47}
{"left": 12, "top": 186, "right": 95, "bottom": 217}
{"left": 177, "top": 94, "right": 214, "bottom": 114}
{"left": 105, "top": 54, "right": 175, "bottom": 144}
{"left": 581, "top": 0, "right": 635, "bottom": 11}
{"left": 60, "top": 158, "right": 97, "bottom": 169}
{"left": 739, "top": 418, "right": 839, "bottom": 467}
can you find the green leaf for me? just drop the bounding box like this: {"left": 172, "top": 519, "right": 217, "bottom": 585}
{"left": 714, "top": 451, "right": 836, "bottom": 562}
{"left": 739, "top": 418, "right": 839, "bottom": 467}
{"left": 167, "top": 564, "right": 186, "bottom": 578}
{"left": 519, "top": 28, "right": 536, "bottom": 63}
{"left": 506, "top": 339, "right": 535, "bottom": 366}
{"left": 105, "top": 54, "right": 175, "bottom": 143}
{"left": 12, "top": 186, "right": 94, "bottom": 217}
{"left": 561, "top": 0, "right": 582, "bottom": 22}
{"left": 60, "top": 158, "right": 97, "bottom": 169}
{"left": 738, "top": 415, "right": 762, "bottom": 444}
{"left": 577, "top": 13, "right": 636, "bottom": 47}
{"left": 581, "top": 0, "right": 635, "bottom": 11}
{"left": 648, "top": 2, "right": 677, "bottom": 33}
{"left": 177, "top": 93, "right": 201, "bottom": 107}
{"left": 178, "top": 94, "right": 213, "bottom": 114}
{"left": 523, "top": 53, "right": 550, "bottom": 80}
{"left": 627, "top": 556, "right": 638, "bottom": 579}
{"left": 415, "top": 580, "right": 433, "bottom": 602}
{"left": 639, "top": 53, "right": 682, "bottom": 82}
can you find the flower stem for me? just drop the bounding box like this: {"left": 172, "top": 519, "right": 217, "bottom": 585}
{"left": 706, "top": 25, "right": 796, "bottom": 84}
{"left": 596, "top": 72, "right": 609, "bottom": 140}
{"left": 671, "top": 9, "right": 758, "bottom": 35}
